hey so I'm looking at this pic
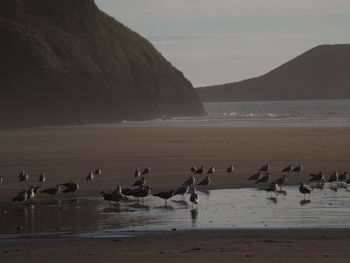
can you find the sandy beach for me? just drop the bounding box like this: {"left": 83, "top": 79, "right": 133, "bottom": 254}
{"left": 0, "top": 126, "right": 350, "bottom": 197}
{"left": 1, "top": 126, "right": 350, "bottom": 262}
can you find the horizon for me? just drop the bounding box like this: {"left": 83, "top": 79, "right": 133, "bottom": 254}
{"left": 95, "top": 0, "right": 350, "bottom": 87}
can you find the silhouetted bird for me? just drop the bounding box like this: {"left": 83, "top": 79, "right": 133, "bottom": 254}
{"left": 40, "top": 185, "right": 61, "bottom": 196}
{"left": 189, "top": 187, "right": 199, "bottom": 208}
{"left": 141, "top": 167, "right": 151, "bottom": 176}
{"left": 256, "top": 172, "right": 272, "bottom": 184}
{"left": 273, "top": 175, "right": 287, "bottom": 189}
{"left": 299, "top": 183, "right": 311, "bottom": 198}
{"left": 174, "top": 184, "right": 189, "bottom": 201}
{"left": 309, "top": 171, "right": 325, "bottom": 182}
{"left": 95, "top": 168, "right": 102, "bottom": 176}
{"left": 190, "top": 166, "right": 196, "bottom": 173}
{"left": 248, "top": 172, "right": 263, "bottom": 181}
{"left": 194, "top": 165, "right": 205, "bottom": 175}
{"left": 133, "top": 177, "right": 146, "bottom": 187}
{"left": 19, "top": 170, "right": 28, "bottom": 182}
{"left": 134, "top": 168, "right": 141, "bottom": 178}
{"left": 133, "top": 186, "right": 152, "bottom": 203}
{"left": 282, "top": 164, "right": 293, "bottom": 173}
{"left": 86, "top": 171, "right": 94, "bottom": 181}
{"left": 39, "top": 173, "right": 46, "bottom": 182}
{"left": 328, "top": 170, "right": 338, "bottom": 183}
{"left": 265, "top": 183, "right": 278, "bottom": 195}
{"left": 13, "top": 190, "right": 28, "bottom": 202}
{"left": 62, "top": 181, "right": 79, "bottom": 195}
{"left": 198, "top": 175, "right": 211, "bottom": 186}
{"left": 338, "top": 172, "right": 349, "bottom": 182}
{"left": 292, "top": 164, "right": 303, "bottom": 175}
{"left": 153, "top": 190, "right": 174, "bottom": 206}
{"left": 207, "top": 166, "right": 215, "bottom": 175}
{"left": 226, "top": 165, "right": 234, "bottom": 173}
{"left": 258, "top": 163, "right": 269, "bottom": 173}
{"left": 101, "top": 191, "right": 113, "bottom": 202}
{"left": 182, "top": 175, "right": 195, "bottom": 186}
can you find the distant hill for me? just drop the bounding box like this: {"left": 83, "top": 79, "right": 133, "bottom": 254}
{"left": 0, "top": 0, "right": 205, "bottom": 129}
{"left": 196, "top": 44, "right": 350, "bottom": 102}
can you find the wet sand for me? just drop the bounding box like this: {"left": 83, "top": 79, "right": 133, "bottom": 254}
{"left": 1, "top": 126, "right": 350, "bottom": 262}
{"left": 1, "top": 126, "right": 350, "bottom": 198}
{"left": 1, "top": 229, "right": 350, "bottom": 263}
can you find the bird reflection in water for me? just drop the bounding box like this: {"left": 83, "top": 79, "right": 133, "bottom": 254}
{"left": 191, "top": 209, "right": 198, "bottom": 226}
{"left": 267, "top": 196, "right": 278, "bottom": 203}
{"left": 300, "top": 199, "right": 311, "bottom": 206}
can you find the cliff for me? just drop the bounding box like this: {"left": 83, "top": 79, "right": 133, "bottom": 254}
{"left": 0, "top": 0, "right": 205, "bottom": 128}
{"left": 196, "top": 44, "right": 350, "bottom": 102}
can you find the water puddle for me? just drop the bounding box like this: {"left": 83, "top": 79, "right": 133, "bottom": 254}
{"left": 0, "top": 185, "right": 350, "bottom": 239}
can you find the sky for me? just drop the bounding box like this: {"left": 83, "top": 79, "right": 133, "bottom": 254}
{"left": 95, "top": 0, "right": 350, "bottom": 87}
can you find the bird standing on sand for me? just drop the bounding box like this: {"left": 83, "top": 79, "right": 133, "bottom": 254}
{"left": 309, "top": 171, "right": 325, "bottom": 182}
{"left": 207, "top": 166, "right": 215, "bottom": 175}
{"left": 328, "top": 170, "right": 338, "bottom": 183}
{"left": 299, "top": 183, "right": 311, "bottom": 198}
{"left": 13, "top": 190, "right": 28, "bottom": 202}
{"left": 292, "top": 164, "right": 303, "bottom": 176}
{"left": 134, "top": 168, "right": 141, "bottom": 178}
{"left": 39, "top": 173, "right": 46, "bottom": 182}
{"left": 133, "top": 185, "right": 152, "bottom": 203}
{"left": 174, "top": 184, "right": 189, "bottom": 201}
{"left": 226, "top": 164, "right": 234, "bottom": 173}
{"left": 111, "top": 186, "right": 124, "bottom": 203}
{"left": 40, "top": 184, "right": 61, "bottom": 196}
{"left": 95, "top": 168, "right": 102, "bottom": 176}
{"left": 256, "top": 172, "right": 272, "bottom": 184}
{"left": 198, "top": 175, "right": 211, "bottom": 186}
{"left": 86, "top": 171, "right": 94, "bottom": 181}
{"left": 189, "top": 187, "right": 199, "bottom": 209}
{"left": 282, "top": 165, "right": 293, "bottom": 174}
{"left": 141, "top": 167, "right": 151, "bottom": 176}
{"left": 183, "top": 175, "right": 195, "bottom": 186}
{"left": 273, "top": 175, "right": 287, "bottom": 189}
{"left": 265, "top": 183, "right": 278, "bottom": 196}
{"left": 194, "top": 165, "right": 205, "bottom": 175}
{"left": 248, "top": 172, "right": 263, "bottom": 181}
{"left": 62, "top": 181, "right": 79, "bottom": 195}
{"left": 153, "top": 190, "right": 174, "bottom": 206}
{"left": 258, "top": 163, "right": 269, "bottom": 173}
{"left": 19, "top": 170, "right": 29, "bottom": 182}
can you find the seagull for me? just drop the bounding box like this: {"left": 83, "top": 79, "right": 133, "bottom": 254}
{"left": 26, "top": 186, "right": 36, "bottom": 200}
{"left": 174, "top": 184, "right": 189, "bottom": 201}
{"left": 198, "top": 175, "right": 211, "bottom": 186}
{"left": 255, "top": 172, "right": 272, "bottom": 184}
{"left": 258, "top": 163, "right": 269, "bottom": 173}
{"left": 95, "top": 168, "right": 102, "bottom": 176}
{"left": 194, "top": 165, "right": 205, "bottom": 175}
{"left": 282, "top": 164, "right": 293, "bottom": 173}
{"left": 12, "top": 190, "right": 28, "bottom": 202}
{"left": 338, "top": 172, "right": 349, "bottom": 182}
{"left": 292, "top": 164, "right": 303, "bottom": 176}
{"left": 265, "top": 183, "right": 278, "bottom": 196}
{"left": 299, "top": 183, "right": 311, "bottom": 198}
{"left": 40, "top": 184, "right": 61, "bottom": 196}
{"left": 309, "top": 171, "right": 325, "bottom": 182}
{"left": 207, "top": 165, "right": 215, "bottom": 175}
{"left": 39, "top": 173, "right": 46, "bottom": 182}
{"left": 111, "top": 186, "right": 124, "bottom": 203}
{"left": 153, "top": 190, "right": 174, "bottom": 206}
{"left": 133, "top": 186, "right": 152, "bottom": 203}
{"left": 62, "top": 181, "right": 79, "bottom": 195}
{"left": 226, "top": 164, "right": 234, "bottom": 173}
{"left": 133, "top": 176, "right": 146, "bottom": 187}
{"left": 0, "top": 176, "right": 3, "bottom": 184}
{"left": 101, "top": 191, "right": 114, "bottom": 203}
{"left": 182, "top": 175, "right": 195, "bottom": 186}
{"left": 328, "top": 170, "right": 338, "bottom": 183}
{"left": 273, "top": 175, "right": 287, "bottom": 189}
{"left": 189, "top": 187, "right": 199, "bottom": 209}
{"left": 190, "top": 166, "right": 196, "bottom": 173}
{"left": 19, "top": 170, "right": 29, "bottom": 182}
{"left": 141, "top": 167, "right": 151, "bottom": 176}
{"left": 248, "top": 172, "right": 263, "bottom": 181}
{"left": 86, "top": 171, "right": 94, "bottom": 181}
{"left": 134, "top": 168, "right": 141, "bottom": 178}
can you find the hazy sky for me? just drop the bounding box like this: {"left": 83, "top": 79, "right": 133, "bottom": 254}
{"left": 95, "top": 0, "right": 350, "bottom": 87}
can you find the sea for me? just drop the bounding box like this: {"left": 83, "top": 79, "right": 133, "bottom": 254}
{"left": 98, "top": 99, "right": 350, "bottom": 128}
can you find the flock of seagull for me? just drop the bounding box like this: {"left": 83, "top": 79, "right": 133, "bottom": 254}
{"left": 1, "top": 163, "right": 350, "bottom": 207}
